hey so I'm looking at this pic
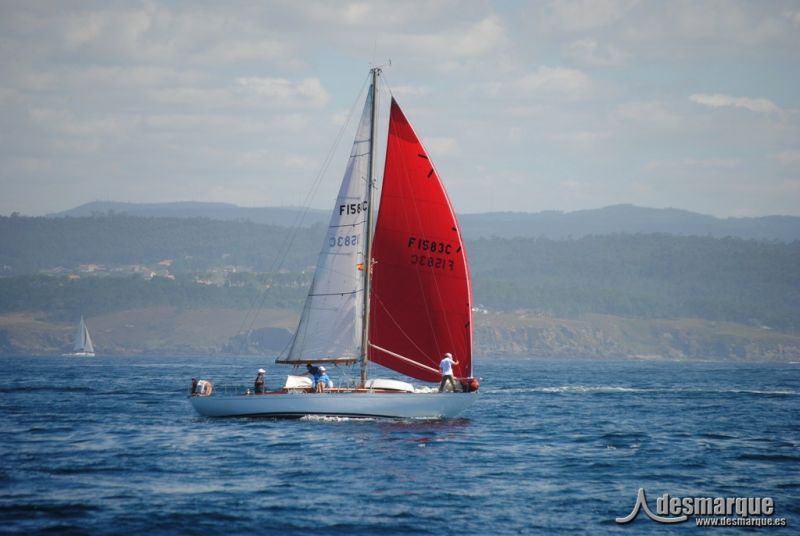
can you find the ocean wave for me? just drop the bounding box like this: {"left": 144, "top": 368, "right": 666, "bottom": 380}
{"left": 737, "top": 453, "right": 800, "bottom": 463}
{"left": 713, "top": 388, "right": 797, "bottom": 396}
{"left": 300, "top": 415, "right": 377, "bottom": 422}
{"left": 0, "top": 385, "right": 94, "bottom": 394}
{"left": 490, "top": 385, "right": 644, "bottom": 394}
{"left": 487, "top": 385, "right": 797, "bottom": 396}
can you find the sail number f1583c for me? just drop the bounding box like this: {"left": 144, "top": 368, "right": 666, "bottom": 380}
{"left": 408, "top": 236, "right": 456, "bottom": 271}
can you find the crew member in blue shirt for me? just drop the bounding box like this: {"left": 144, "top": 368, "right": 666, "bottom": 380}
{"left": 315, "top": 366, "right": 333, "bottom": 392}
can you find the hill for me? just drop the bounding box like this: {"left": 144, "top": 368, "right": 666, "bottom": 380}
{"left": 0, "top": 213, "right": 323, "bottom": 274}
{"left": 45, "top": 201, "right": 800, "bottom": 241}
{"left": 48, "top": 201, "right": 330, "bottom": 227}
{"left": 470, "top": 234, "right": 800, "bottom": 332}
{"left": 1, "top": 212, "right": 799, "bottom": 360}
{"left": 460, "top": 205, "right": 800, "bottom": 241}
{"left": 1, "top": 215, "right": 798, "bottom": 332}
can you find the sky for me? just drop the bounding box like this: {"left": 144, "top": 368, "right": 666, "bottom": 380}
{"left": 1, "top": 0, "right": 799, "bottom": 218}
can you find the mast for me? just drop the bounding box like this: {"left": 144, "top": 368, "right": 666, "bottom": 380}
{"left": 360, "top": 67, "right": 380, "bottom": 386}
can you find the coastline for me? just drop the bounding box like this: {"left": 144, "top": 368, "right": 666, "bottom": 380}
{"left": 2, "top": 308, "right": 798, "bottom": 362}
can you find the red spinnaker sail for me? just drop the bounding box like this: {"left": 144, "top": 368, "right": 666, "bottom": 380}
{"left": 369, "top": 98, "right": 472, "bottom": 383}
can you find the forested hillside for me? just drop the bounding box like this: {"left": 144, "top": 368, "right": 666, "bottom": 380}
{"left": 470, "top": 235, "right": 800, "bottom": 331}
{"left": 45, "top": 201, "right": 800, "bottom": 241}
{"left": 0, "top": 274, "right": 310, "bottom": 321}
{"left": 1, "top": 215, "right": 798, "bottom": 333}
{"left": 49, "top": 201, "right": 330, "bottom": 228}
{"left": 0, "top": 214, "right": 322, "bottom": 273}
{"left": 460, "top": 205, "right": 800, "bottom": 241}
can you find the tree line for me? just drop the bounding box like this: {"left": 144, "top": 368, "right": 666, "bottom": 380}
{"left": 1, "top": 215, "right": 798, "bottom": 331}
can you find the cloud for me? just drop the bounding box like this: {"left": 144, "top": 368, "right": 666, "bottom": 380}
{"left": 141, "top": 113, "right": 260, "bottom": 133}
{"left": 613, "top": 101, "right": 681, "bottom": 128}
{"left": 4, "top": 157, "right": 53, "bottom": 175}
{"left": 236, "top": 77, "right": 330, "bottom": 107}
{"left": 548, "top": 130, "right": 611, "bottom": 144}
{"left": 7, "top": 2, "right": 299, "bottom": 69}
{"left": 567, "top": 39, "right": 627, "bottom": 67}
{"left": 690, "top": 93, "right": 780, "bottom": 113}
{"left": 390, "top": 85, "right": 431, "bottom": 98}
{"left": 2, "top": 1, "right": 799, "bottom": 218}
{"left": 424, "top": 137, "right": 460, "bottom": 157}
{"left": 624, "top": 2, "right": 794, "bottom": 47}
{"left": 449, "top": 15, "right": 508, "bottom": 57}
{"left": 774, "top": 150, "right": 800, "bottom": 164}
{"left": 282, "top": 153, "right": 320, "bottom": 172}
{"left": 202, "top": 38, "right": 291, "bottom": 64}
{"left": 59, "top": 2, "right": 178, "bottom": 62}
{"left": 71, "top": 66, "right": 204, "bottom": 91}
{"left": 298, "top": 1, "right": 430, "bottom": 27}
{"left": 487, "top": 66, "right": 589, "bottom": 99}
{"left": 547, "top": 0, "right": 639, "bottom": 32}
{"left": 62, "top": 3, "right": 159, "bottom": 48}
{"left": 28, "top": 107, "right": 128, "bottom": 138}
{"left": 294, "top": 1, "right": 479, "bottom": 31}
{"left": 522, "top": 66, "right": 589, "bottom": 96}
{"left": 644, "top": 158, "right": 741, "bottom": 172}
{"left": 287, "top": 4, "right": 508, "bottom": 72}
{"left": 400, "top": 15, "right": 508, "bottom": 61}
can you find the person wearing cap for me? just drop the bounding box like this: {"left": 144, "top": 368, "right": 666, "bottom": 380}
{"left": 254, "top": 368, "right": 266, "bottom": 394}
{"left": 438, "top": 352, "right": 459, "bottom": 392}
{"left": 314, "top": 366, "right": 334, "bottom": 392}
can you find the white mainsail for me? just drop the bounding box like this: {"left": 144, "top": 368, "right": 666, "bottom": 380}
{"left": 73, "top": 316, "right": 95, "bottom": 354}
{"left": 280, "top": 85, "right": 374, "bottom": 363}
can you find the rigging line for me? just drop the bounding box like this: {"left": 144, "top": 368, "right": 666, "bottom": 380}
{"left": 238, "top": 74, "right": 371, "bottom": 345}
{"left": 307, "top": 289, "right": 362, "bottom": 297}
{"left": 369, "top": 343, "right": 439, "bottom": 375}
{"left": 372, "top": 293, "right": 431, "bottom": 363}
{"left": 329, "top": 220, "right": 367, "bottom": 228}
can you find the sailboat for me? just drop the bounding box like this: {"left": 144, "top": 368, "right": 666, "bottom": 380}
{"left": 190, "top": 68, "right": 479, "bottom": 419}
{"left": 66, "top": 316, "right": 95, "bottom": 357}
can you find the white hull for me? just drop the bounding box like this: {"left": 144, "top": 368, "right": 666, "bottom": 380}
{"left": 190, "top": 391, "right": 477, "bottom": 419}
{"left": 63, "top": 352, "right": 95, "bottom": 357}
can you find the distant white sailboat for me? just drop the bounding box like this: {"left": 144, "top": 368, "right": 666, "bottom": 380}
{"left": 66, "top": 316, "right": 95, "bottom": 357}
{"left": 190, "top": 67, "right": 479, "bottom": 419}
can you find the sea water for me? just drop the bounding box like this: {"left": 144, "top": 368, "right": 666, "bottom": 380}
{"left": 1, "top": 356, "right": 798, "bottom": 534}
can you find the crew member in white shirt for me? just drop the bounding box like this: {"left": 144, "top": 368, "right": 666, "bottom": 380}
{"left": 438, "top": 352, "right": 459, "bottom": 392}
